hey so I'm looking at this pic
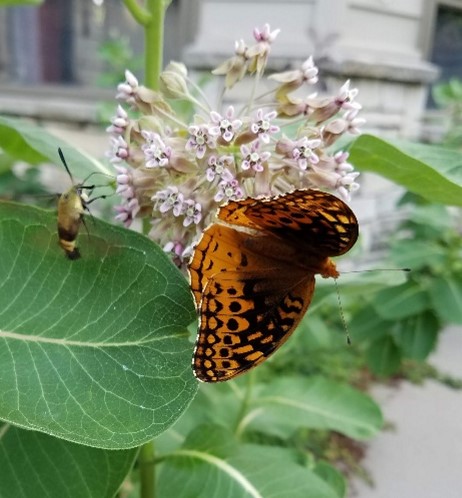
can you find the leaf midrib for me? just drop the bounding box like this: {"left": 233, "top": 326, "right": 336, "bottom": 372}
{"left": 0, "top": 329, "right": 187, "bottom": 347}
{"left": 257, "top": 395, "right": 376, "bottom": 434}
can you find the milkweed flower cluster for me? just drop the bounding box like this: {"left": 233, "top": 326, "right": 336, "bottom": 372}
{"left": 107, "top": 23, "right": 363, "bottom": 268}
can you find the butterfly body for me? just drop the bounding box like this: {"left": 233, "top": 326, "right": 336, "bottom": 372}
{"left": 189, "top": 189, "right": 358, "bottom": 382}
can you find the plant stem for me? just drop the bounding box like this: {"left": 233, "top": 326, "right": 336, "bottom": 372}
{"left": 139, "top": 440, "right": 156, "bottom": 498}
{"left": 124, "top": 0, "right": 172, "bottom": 91}
{"left": 142, "top": 216, "right": 152, "bottom": 236}
{"left": 144, "top": 0, "right": 169, "bottom": 90}
{"left": 123, "top": 0, "right": 151, "bottom": 25}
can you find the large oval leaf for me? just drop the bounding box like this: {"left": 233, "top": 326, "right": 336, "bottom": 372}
{"left": 0, "top": 116, "right": 111, "bottom": 177}
{"left": 348, "top": 134, "right": 462, "bottom": 206}
{"left": 157, "top": 424, "right": 339, "bottom": 498}
{"left": 0, "top": 201, "right": 197, "bottom": 449}
{"left": 366, "top": 335, "right": 401, "bottom": 377}
{"left": 0, "top": 423, "right": 136, "bottom": 498}
{"left": 350, "top": 305, "right": 392, "bottom": 343}
{"left": 243, "top": 376, "right": 383, "bottom": 440}
{"left": 429, "top": 274, "right": 462, "bottom": 324}
{"left": 395, "top": 311, "right": 439, "bottom": 360}
{"left": 373, "top": 280, "right": 429, "bottom": 320}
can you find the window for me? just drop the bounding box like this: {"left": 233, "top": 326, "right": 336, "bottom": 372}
{"left": 0, "top": 0, "right": 182, "bottom": 88}
{"left": 427, "top": 3, "right": 462, "bottom": 106}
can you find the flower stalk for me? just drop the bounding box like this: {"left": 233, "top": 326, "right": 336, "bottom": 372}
{"left": 123, "top": 0, "right": 172, "bottom": 90}
{"left": 138, "top": 440, "right": 156, "bottom": 498}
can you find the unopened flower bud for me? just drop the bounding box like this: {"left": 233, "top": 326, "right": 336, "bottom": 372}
{"left": 160, "top": 67, "right": 190, "bottom": 99}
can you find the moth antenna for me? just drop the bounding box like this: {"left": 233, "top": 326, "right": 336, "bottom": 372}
{"left": 58, "top": 148, "right": 114, "bottom": 187}
{"left": 58, "top": 147, "right": 75, "bottom": 184}
{"left": 333, "top": 278, "right": 351, "bottom": 345}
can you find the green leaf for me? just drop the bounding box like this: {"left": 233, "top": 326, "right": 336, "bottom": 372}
{"left": 373, "top": 281, "right": 429, "bottom": 320}
{"left": 433, "top": 78, "right": 462, "bottom": 105}
{"left": 161, "top": 377, "right": 248, "bottom": 447}
{"left": 314, "top": 270, "right": 410, "bottom": 307}
{"left": 348, "top": 135, "right": 462, "bottom": 206}
{"left": 349, "top": 305, "right": 392, "bottom": 343}
{"left": 0, "top": 116, "right": 111, "bottom": 178}
{"left": 391, "top": 139, "right": 462, "bottom": 188}
{"left": 366, "top": 336, "right": 401, "bottom": 377}
{"left": 158, "top": 424, "right": 338, "bottom": 498}
{"left": 395, "top": 312, "right": 439, "bottom": 360}
{"left": 429, "top": 274, "right": 462, "bottom": 324}
{"left": 0, "top": 153, "right": 16, "bottom": 175}
{"left": 0, "top": 0, "right": 42, "bottom": 4}
{"left": 314, "top": 460, "right": 346, "bottom": 498}
{"left": 390, "top": 239, "right": 447, "bottom": 271}
{"left": 296, "top": 314, "right": 339, "bottom": 350}
{"left": 244, "top": 376, "right": 383, "bottom": 440}
{"left": 0, "top": 201, "right": 197, "bottom": 449}
{"left": 0, "top": 423, "right": 136, "bottom": 498}
{"left": 402, "top": 204, "right": 455, "bottom": 231}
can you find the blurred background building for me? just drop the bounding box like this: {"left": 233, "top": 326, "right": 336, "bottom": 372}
{"left": 0, "top": 0, "right": 458, "bottom": 251}
{"left": 0, "top": 0, "right": 456, "bottom": 136}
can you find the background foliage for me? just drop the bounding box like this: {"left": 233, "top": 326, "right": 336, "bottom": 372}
{"left": 0, "top": 120, "right": 460, "bottom": 497}
{"left": 1, "top": 1, "right": 462, "bottom": 495}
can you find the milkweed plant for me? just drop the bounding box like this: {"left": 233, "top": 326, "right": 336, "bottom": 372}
{"left": 107, "top": 23, "right": 364, "bottom": 268}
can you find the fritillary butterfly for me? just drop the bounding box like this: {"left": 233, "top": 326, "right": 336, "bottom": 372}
{"left": 188, "top": 189, "right": 359, "bottom": 382}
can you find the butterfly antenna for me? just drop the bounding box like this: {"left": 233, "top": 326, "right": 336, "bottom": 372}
{"left": 335, "top": 268, "right": 411, "bottom": 345}
{"left": 58, "top": 147, "right": 75, "bottom": 184}
{"left": 333, "top": 278, "right": 351, "bottom": 345}
{"left": 344, "top": 268, "right": 411, "bottom": 274}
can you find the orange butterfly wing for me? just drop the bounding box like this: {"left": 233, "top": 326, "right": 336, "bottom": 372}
{"left": 189, "top": 189, "right": 358, "bottom": 382}
{"left": 217, "top": 189, "right": 358, "bottom": 257}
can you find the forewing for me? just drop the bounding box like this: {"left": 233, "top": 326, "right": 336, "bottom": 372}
{"left": 218, "top": 189, "right": 358, "bottom": 257}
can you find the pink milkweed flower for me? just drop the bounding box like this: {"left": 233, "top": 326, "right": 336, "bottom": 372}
{"left": 107, "top": 136, "right": 129, "bottom": 163}
{"left": 206, "top": 155, "right": 235, "bottom": 182}
{"left": 240, "top": 141, "right": 271, "bottom": 173}
{"left": 153, "top": 186, "right": 184, "bottom": 216}
{"left": 250, "top": 109, "right": 280, "bottom": 143}
{"left": 246, "top": 24, "right": 280, "bottom": 74}
{"left": 106, "top": 105, "right": 129, "bottom": 135}
{"left": 210, "top": 106, "right": 242, "bottom": 143}
{"left": 270, "top": 56, "right": 319, "bottom": 100}
{"left": 182, "top": 199, "right": 202, "bottom": 227}
{"left": 116, "top": 70, "right": 139, "bottom": 105}
{"left": 185, "top": 124, "right": 218, "bottom": 159}
{"left": 214, "top": 170, "right": 243, "bottom": 203}
{"left": 114, "top": 198, "right": 140, "bottom": 228}
{"left": 141, "top": 131, "right": 172, "bottom": 168}
{"left": 212, "top": 39, "right": 248, "bottom": 89}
